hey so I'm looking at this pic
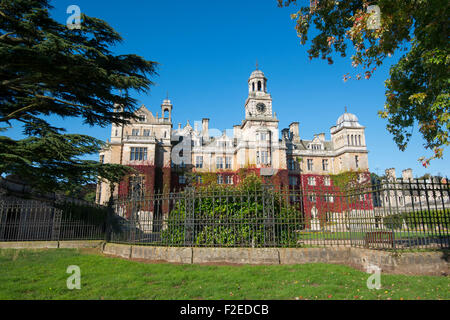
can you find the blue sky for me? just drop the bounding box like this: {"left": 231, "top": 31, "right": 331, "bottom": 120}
{"left": 6, "top": 0, "right": 449, "bottom": 177}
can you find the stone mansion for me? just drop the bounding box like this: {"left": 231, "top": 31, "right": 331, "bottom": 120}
{"left": 96, "top": 68, "right": 370, "bottom": 204}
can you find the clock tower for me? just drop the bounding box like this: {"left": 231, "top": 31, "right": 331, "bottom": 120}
{"left": 245, "top": 68, "right": 274, "bottom": 119}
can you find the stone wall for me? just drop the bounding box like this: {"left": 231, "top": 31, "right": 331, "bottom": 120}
{"left": 101, "top": 243, "right": 449, "bottom": 276}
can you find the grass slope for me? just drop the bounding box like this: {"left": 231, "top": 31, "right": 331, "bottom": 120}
{"left": 0, "top": 249, "right": 448, "bottom": 300}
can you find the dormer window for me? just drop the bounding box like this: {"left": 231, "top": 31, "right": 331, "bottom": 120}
{"left": 137, "top": 115, "right": 146, "bottom": 122}
{"left": 309, "top": 144, "right": 322, "bottom": 150}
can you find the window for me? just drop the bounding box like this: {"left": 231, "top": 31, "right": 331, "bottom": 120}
{"left": 322, "top": 159, "right": 328, "bottom": 171}
{"left": 256, "top": 151, "right": 260, "bottom": 164}
{"left": 128, "top": 175, "right": 144, "bottom": 195}
{"left": 179, "top": 175, "right": 186, "bottom": 184}
{"left": 130, "top": 147, "right": 147, "bottom": 161}
{"left": 308, "top": 194, "right": 316, "bottom": 202}
{"left": 347, "top": 135, "right": 350, "bottom": 145}
{"left": 216, "top": 157, "right": 223, "bottom": 169}
{"left": 252, "top": 82, "right": 255, "bottom": 91}
{"left": 289, "top": 176, "right": 298, "bottom": 186}
{"left": 307, "top": 159, "right": 313, "bottom": 171}
{"left": 143, "top": 129, "right": 151, "bottom": 136}
{"left": 308, "top": 177, "right": 316, "bottom": 186}
{"left": 311, "top": 144, "right": 321, "bottom": 150}
{"left": 324, "top": 177, "right": 331, "bottom": 186}
{"left": 137, "top": 115, "right": 146, "bottom": 122}
{"left": 100, "top": 155, "right": 104, "bottom": 164}
{"left": 355, "top": 155, "right": 359, "bottom": 168}
{"left": 131, "top": 129, "right": 139, "bottom": 136}
{"left": 260, "top": 133, "right": 267, "bottom": 141}
{"left": 196, "top": 156, "right": 203, "bottom": 168}
{"left": 217, "top": 175, "right": 223, "bottom": 184}
{"left": 219, "top": 141, "right": 227, "bottom": 148}
{"left": 225, "top": 157, "right": 232, "bottom": 169}
{"left": 261, "top": 151, "right": 269, "bottom": 164}
{"left": 325, "top": 195, "right": 334, "bottom": 203}
{"left": 225, "top": 175, "right": 233, "bottom": 184}
{"left": 258, "top": 81, "right": 261, "bottom": 91}
{"left": 358, "top": 135, "right": 361, "bottom": 146}
{"left": 288, "top": 159, "right": 296, "bottom": 170}
{"left": 115, "top": 129, "right": 118, "bottom": 136}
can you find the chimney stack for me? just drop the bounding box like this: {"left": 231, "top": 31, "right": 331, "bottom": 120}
{"left": 317, "top": 133, "right": 325, "bottom": 141}
{"left": 289, "top": 122, "right": 300, "bottom": 142}
{"left": 402, "top": 168, "right": 413, "bottom": 180}
{"left": 202, "top": 118, "right": 209, "bottom": 140}
{"left": 385, "top": 168, "right": 396, "bottom": 180}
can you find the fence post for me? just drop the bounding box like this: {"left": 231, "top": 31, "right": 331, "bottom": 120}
{"left": 262, "top": 185, "right": 275, "bottom": 246}
{"left": 51, "top": 207, "right": 62, "bottom": 241}
{"left": 105, "top": 196, "right": 114, "bottom": 243}
{"left": 184, "top": 187, "right": 195, "bottom": 246}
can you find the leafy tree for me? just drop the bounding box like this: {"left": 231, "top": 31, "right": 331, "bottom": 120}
{"left": 0, "top": 0, "right": 156, "bottom": 193}
{"left": 278, "top": 0, "right": 449, "bottom": 165}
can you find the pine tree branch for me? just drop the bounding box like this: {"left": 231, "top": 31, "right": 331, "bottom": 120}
{"left": 0, "top": 32, "right": 14, "bottom": 40}
{"left": 1, "top": 86, "right": 95, "bottom": 122}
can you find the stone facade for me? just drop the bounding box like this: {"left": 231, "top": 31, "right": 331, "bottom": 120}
{"left": 379, "top": 168, "right": 449, "bottom": 210}
{"left": 96, "top": 68, "right": 370, "bottom": 204}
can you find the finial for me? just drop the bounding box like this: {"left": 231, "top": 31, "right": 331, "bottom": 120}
{"left": 345, "top": 106, "right": 347, "bottom": 113}
{"left": 166, "top": 91, "right": 169, "bottom": 100}
{"left": 256, "top": 59, "right": 259, "bottom": 70}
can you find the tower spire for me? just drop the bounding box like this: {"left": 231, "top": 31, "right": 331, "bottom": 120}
{"left": 255, "top": 59, "right": 259, "bottom": 70}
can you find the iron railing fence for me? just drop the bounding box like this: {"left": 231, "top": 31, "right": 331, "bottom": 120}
{"left": 0, "top": 179, "right": 448, "bottom": 250}
{"left": 0, "top": 197, "right": 107, "bottom": 241}
{"left": 110, "top": 179, "right": 449, "bottom": 250}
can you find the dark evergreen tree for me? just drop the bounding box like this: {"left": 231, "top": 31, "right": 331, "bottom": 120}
{"left": 0, "top": 0, "right": 157, "bottom": 192}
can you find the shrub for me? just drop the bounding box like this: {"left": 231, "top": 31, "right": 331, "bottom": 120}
{"left": 161, "top": 176, "right": 304, "bottom": 247}
{"left": 383, "top": 209, "right": 449, "bottom": 231}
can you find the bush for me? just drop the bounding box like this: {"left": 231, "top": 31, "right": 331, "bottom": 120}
{"left": 383, "top": 209, "right": 449, "bottom": 231}
{"left": 161, "top": 175, "right": 304, "bottom": 247}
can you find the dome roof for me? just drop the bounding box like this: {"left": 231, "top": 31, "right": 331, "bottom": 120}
{"left": 335, "top": 112, "right": 362, "bottom": 129}
{"left": 249, "top": 69, "right": 266, "bottom": 79}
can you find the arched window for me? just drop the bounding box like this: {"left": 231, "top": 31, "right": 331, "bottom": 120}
{"left": 347, "top": 135, "right": 349, "bottom": 145}
{"left": 358, "top": 135, "right": 361, "bottom": 145}
{"left": 163, "top": 108, "right": 169, "bottom": 119}
{"left": 252, "top": 82, "right": 255, "bottom": 91}
{"left": 257, "top": 81, "right": 261, "bottom": 91}
{"left": 351, "top": 135, "right": 354, "bottom": 145}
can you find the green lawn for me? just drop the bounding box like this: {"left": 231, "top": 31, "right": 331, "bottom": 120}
{"left": 0, "top": 249, "right": 448, "bottom": 300}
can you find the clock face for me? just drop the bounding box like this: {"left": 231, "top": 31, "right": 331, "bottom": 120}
{"left": 256, "top": 103, "right": 266, "bottom": 113}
